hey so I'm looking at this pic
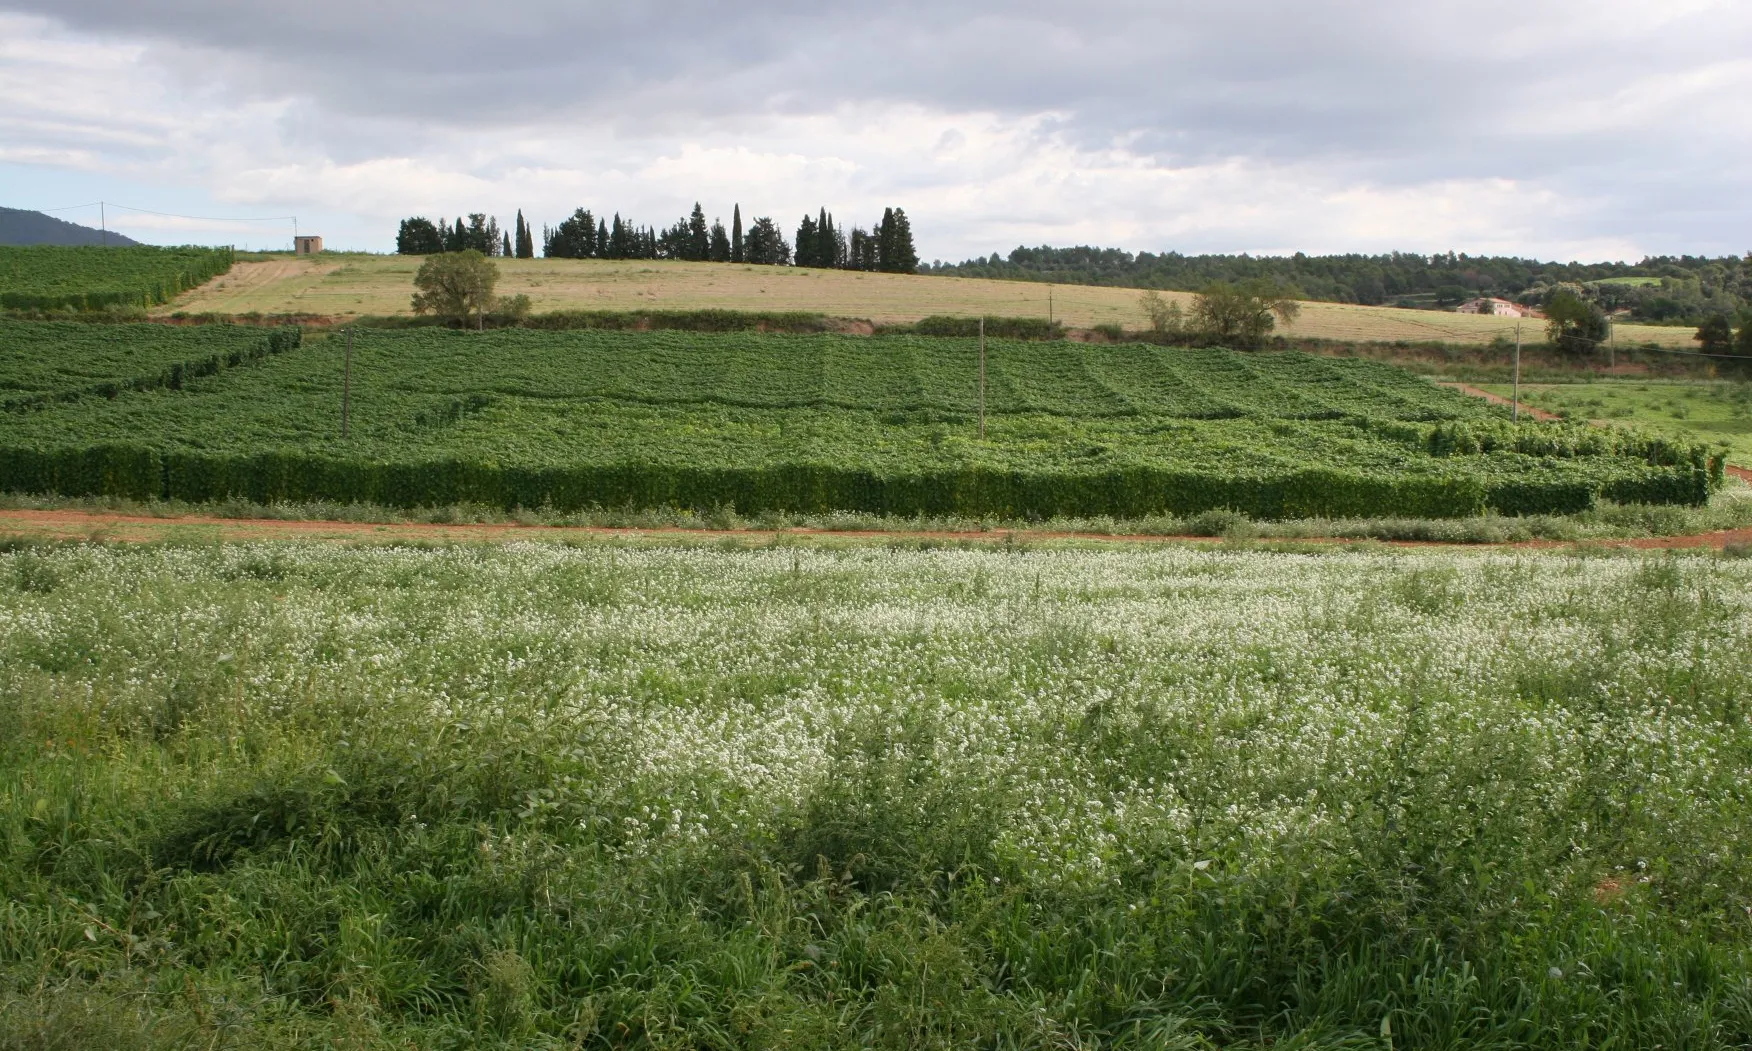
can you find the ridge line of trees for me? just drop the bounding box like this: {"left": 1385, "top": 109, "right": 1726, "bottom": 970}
{"left": 927, "top": 244, "right": 1752, "bottom": 326}
{"left": 397, "top": 203, "right": 918, "bottom": 273}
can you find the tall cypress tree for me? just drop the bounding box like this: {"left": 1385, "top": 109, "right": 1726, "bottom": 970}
{"left": 605, "top": 214, "right": 621, "bottom": 258}
{"left": 596, "top": 219, "right": 609, "bottom": 258}
{"left": 709, "top": 219, "right": 730, "bottom": 262}
{"left": 888, "top": 207, "right": 919, "bottom": 274}
{"left": 731, "top": 205, "right": 743, "bottom": 264}
{"left": 876, "top": 207, "right": 896, "bottom": 272}
{"left": 794, "top": 214, "right": 819, "bottom": 268}
{"left": 514, "top": 210, "right": 533, "bottom": 259}
{"left": 688, "top": 203, "right": 710, "bottom": 262}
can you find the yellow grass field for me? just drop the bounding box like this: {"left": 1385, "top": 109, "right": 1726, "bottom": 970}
{"left": 162, "top": 252, "right": 1697, "bottom": 347}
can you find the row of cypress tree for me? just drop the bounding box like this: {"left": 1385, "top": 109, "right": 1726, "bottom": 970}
{"left": 397, "top": 203, "right": 917, "bottom": 273}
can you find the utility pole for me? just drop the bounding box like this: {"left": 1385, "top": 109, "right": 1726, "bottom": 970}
{"left": 979, "top": 316, "right": 987, "bottom": 441}
{"left": 99, "top": 201, "right": 107, "bottom": 247}
{"left": 1512, "top": 321, "right": 1522, "bottom": 424}
{"left": 1048, "top": 286, "right": 1053, "bottom": 328}
{"left": 342, "top": 328, "right": 353, "bottom": 438}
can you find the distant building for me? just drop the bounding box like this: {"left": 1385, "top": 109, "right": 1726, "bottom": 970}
{"left": 1456, "top": 297, "right": 1531, "bottom": 318}
{"left": 294, "top": 235, "right": 324, "bottom": 255}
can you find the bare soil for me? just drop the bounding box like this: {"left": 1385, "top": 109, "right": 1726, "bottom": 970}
{"left": 2, "top": 508, "right": 1748, "bottom": 552}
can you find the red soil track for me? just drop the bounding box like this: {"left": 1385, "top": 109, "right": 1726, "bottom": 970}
{"left": 1, "top": 507, "right": 1748, "bottom": 551}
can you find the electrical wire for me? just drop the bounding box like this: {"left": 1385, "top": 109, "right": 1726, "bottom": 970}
{"left": 103, "top": 203, "right": 297, "bottom": 223}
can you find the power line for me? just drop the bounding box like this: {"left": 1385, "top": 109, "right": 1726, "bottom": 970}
{"left": 24, "top": 201, "right": 295, "bottom": 223}
{"left": 103, "top": 202, "right": 297, "bottom": 223}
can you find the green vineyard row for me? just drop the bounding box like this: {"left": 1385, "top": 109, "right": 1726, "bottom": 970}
{"left": 0, "top": 324, "right": 1721, "bottom": 518}
{"left": 0, "top": 245, "right": 235, "bottom": 311}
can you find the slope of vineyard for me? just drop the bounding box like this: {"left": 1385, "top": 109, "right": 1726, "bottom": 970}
{"left": 0, "top": 325, "right": 1719, "bottom": 518}
{"left": 0, "top": 245, "right": 235, "bottom": 311}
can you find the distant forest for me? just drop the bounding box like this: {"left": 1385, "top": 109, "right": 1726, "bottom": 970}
{"left": 397, "top": 204, "right": 918, "bottom": 273}
{"left": 927, "top": 246, "right": 1752, "bottom": 325}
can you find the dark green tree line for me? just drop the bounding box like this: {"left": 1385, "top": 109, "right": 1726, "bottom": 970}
{"left": 399, "top": 202, "right": 919, "bottom": 271}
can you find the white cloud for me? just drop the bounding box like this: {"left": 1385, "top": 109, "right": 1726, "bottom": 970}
{"left": 1, "top": 3, "right": 1748, "bottom": 259}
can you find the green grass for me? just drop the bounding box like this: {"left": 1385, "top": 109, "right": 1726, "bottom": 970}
{"left": 1, "top": 540, "right": 1750, "bottom": 1048}
{"left": 0, "top": 325, "right": 1722, "bottom": 520}
{"left": 0, "top": 246, "right": 235, "bottom": 312}
{"left": 1483, "top": 380, "right": 1752, "bottom": 466}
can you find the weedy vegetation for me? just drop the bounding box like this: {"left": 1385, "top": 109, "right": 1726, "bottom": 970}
{"left": 0, "top": 541, "right": 1749, "bottom": 1047}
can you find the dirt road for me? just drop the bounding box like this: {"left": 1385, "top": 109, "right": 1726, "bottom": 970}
{"left": 1, "top": 507, "right": 1747, "bottom": 551}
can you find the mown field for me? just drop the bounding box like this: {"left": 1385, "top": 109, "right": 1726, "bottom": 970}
{"left": 2, "top": 540, "right": 1750, "bottom": 1048}
{"left": 161, "top": 254, "right": 1699, "bottom": 348}
{"left": 0, "top": 246, "right": 235, "bottom": 312}
{"left": 0, "top": 323, "right": 1720, "bottom": 520}
{"left": 1481, "top": 380, "right": 1752, "bottom": 468}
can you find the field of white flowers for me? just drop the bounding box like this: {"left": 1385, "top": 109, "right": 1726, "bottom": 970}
{"left": 2, "top": 539, "right": 1750, "bottom": 1049}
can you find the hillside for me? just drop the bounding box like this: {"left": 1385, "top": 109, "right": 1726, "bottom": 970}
{"left": 162, "top": 253, "right": 1697, "bottom": 347}
{"left": 0, "top": 207, "right": 140, "bottom": 247}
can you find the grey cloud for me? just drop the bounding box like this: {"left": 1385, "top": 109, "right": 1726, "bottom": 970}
{"left": 6, "top": 0, "right": 1750, "bottom": 255}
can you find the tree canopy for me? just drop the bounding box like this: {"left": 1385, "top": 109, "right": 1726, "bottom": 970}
{"left": 410, "top": 250, "right": 500, "bottom": 328}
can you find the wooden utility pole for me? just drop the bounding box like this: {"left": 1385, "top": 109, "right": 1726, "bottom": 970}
{"left": 979, "top": 316, "right": 987, "bottom": 440}
{"left": 1512, "top": 322, "right": 1521, "bottom": 423}
{"left": 342, "top": 328, "right": 353, "bottom": 438}
{"left": 99, "top": 202, "right": 107, "bottom": 247}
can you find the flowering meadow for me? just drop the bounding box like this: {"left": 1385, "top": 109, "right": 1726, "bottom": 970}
{"left": 1, "top": 539, "right": 1750, "bottom": 1048}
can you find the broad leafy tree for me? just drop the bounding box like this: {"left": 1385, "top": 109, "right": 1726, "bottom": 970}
{"left": 1191, "top": 280, "right": 1302, "bottom": 347}
{"left": 1695, "top": 314, "right": 1734, "bottom": 354}
{"left": 410, "top": 250, "right": 500, "bottom": 328}
{"left": 396, "top": 217, "right": 445, "bottom": 255}
{"left": 1545, "top": 290, "right": 1608, "bottom": 355}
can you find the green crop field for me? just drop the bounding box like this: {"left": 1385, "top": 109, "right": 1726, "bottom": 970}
{"left": 1482, "top": 380, "right": 1752, "bottom": 467}
{"left": 0, "top": 323, "right": 1721, "bottom": 519}
{"left": 0, "top": 320, "right": 299, "bottom": 410}
{"left": 3, "top": 540, "right": 1750, "bottom": 1047}
{"left": 0, "top": 246, "right": 236, "bottom": 312}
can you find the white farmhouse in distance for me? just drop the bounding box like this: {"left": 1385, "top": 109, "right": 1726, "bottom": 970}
{"left": 1455, "top": 297, "right": 1533, "bottom": 318}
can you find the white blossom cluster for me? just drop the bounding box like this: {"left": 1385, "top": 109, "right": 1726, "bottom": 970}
{"left": 3, "top": 542, "right": 1747, "bottom": 890}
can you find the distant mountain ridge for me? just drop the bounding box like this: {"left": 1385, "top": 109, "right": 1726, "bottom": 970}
{"left": 0, "top": 207, "right": 140, "bottom": 247}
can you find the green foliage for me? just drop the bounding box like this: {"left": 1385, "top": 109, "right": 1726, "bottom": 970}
{"left": 1696, "top": 314, "right": 1735, "bottom": 354}
{"left": 1139, "top": 289, "right": 1185, "bottom": 335}
{"left": 0, "top": 320, "right": 299, "bottom": 410}
{"left": 1, "top": 544, "right": 1750, "bottom": 1047}
{"left": 1545, "top": 290, "right": 1609, "bottom": 354}
{"left": 394, "top": 217, "right": 444, "bottom": 255}
{"left": 1191, "top": 280, "right": 1303, "bottom": 347}
{"left": 903, "top": 315, "right": 1065, "bottom": 340}
{"left": 930, "top": 245, "right": 1752, "bottom": 323}
{"left": 409, "top": 251, "right": 499, "bottom": 326}
{"left": 0, "top": 326, "right": 1719, "bottom": 519}
{"left": 0, "top": 246, "right": 234, "bottom": 312}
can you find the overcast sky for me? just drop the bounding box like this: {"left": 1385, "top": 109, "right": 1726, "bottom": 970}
{"left": 2, "top": 0, "right": 1748, "bottom": 261}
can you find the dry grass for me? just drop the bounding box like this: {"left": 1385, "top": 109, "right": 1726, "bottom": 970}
{"left": 162, "top": 252, "right": 1697, "bottom": 347}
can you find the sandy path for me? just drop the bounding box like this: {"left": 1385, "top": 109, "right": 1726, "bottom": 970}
{"left": 2, "top": 507, "right": 1747, "bottom": 551}
{"left": 1438, "top": 382, "right": 1560, "bottom": 421}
